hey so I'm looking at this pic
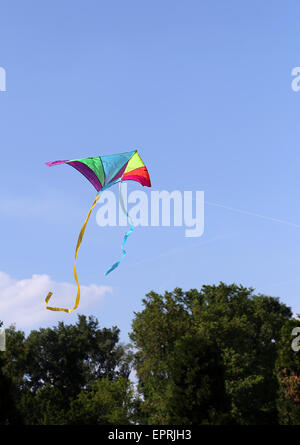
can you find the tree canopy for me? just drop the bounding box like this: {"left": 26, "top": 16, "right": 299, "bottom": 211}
{"left": 0, "top": 283, "right": 299, "bottom": 424}
{"left": 130, "top": 283, "right": 298, "bottom": 424}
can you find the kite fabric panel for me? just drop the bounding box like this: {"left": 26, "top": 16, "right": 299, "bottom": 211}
{"left": 44, "top": 150, "right": 151, "bottom": 313}
{"left": 45, "top": 150, "right": 151, "bottom": 191}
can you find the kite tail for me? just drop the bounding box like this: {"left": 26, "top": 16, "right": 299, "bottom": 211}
{"left": 45, "top": 193, "right": 100, "bottom": 313}
{"left": 105, "top": 182, "right": 134, "bottom": 275}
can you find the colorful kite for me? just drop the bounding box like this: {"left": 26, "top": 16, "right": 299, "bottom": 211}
{"left": 45, "top": 150, "right": 151, "bottom": 313}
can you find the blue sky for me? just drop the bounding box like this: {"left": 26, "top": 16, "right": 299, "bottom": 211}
{"left": 0, "top": 0, "right": 300, "bottom": 341}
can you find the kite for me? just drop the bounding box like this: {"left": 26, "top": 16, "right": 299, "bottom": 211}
{"left": 45, "top": 150, "right": 151, "bottom": 313}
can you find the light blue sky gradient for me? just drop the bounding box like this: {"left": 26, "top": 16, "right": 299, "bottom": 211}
{"left": 0, "top": 0, "right": 300, "bottom": 340}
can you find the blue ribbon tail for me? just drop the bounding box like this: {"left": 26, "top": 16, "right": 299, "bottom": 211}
{"left": 105, "top": 182, "right": 134, "bottom": 275}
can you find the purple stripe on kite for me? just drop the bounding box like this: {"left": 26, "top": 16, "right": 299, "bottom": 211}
{"left": 46, "top": 160, "right": 69, "bottom": 167}
{"left": 108, "top": 161, "right": 129, "bottom": 185}
{"left": 67, "top": 161, "right": 102, "bottom": 192}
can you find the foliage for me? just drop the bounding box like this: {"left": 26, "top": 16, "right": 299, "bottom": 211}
{"left": 1, "top": 283, "right": 299, "bottom": 425}
{"left": 275, "top": 318, "right": 300, "bottom": 424}
{"left": 0, "top": 321, "right": 23, "bottom": 424}
{"left": 130, "top": 283, "right": 293, "bottom": 424}
{"left": 0, "top": 315, "right": 134, "bottom": 424}
{"left": 67, "top": 376, "right": 137, "bottom": 424}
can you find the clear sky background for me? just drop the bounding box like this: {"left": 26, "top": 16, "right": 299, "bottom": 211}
{"left": 0, "top": 0, "right": 300, "bottom": 342}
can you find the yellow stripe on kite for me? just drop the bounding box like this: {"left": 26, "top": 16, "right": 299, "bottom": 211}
{"left": 124, "top": 151, "right": 145, "bottom": 174}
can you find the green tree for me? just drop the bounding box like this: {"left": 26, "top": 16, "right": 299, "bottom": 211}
{"left": 1, "top": 315, "right": 134, "bottom": 424}
{"left": 0, "top": 322, "right": 23, "bottom": 424}
{"left": 130, "top": 283, "right": 293, "bottom": 425}
{"left": 275, "top": 317, "right": 300, "bottom": 424}
{"left": 67, "top": 376, "right": 137, "bottom": 424}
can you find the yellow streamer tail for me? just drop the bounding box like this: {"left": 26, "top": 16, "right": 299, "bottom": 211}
{"left": 45, "top": 193, "right": 100, "bottom": 313}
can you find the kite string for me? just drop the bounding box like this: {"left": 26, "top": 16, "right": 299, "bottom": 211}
{"left": 45, "top": 193, "right": 101, "bottom": 313}
{"left": 105, "top": 181, "right": 134, "bottom": 275}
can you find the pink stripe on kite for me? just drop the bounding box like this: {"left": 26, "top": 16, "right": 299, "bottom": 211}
{"left": 46, "top": 160, "right": 69, "bottom": 167}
